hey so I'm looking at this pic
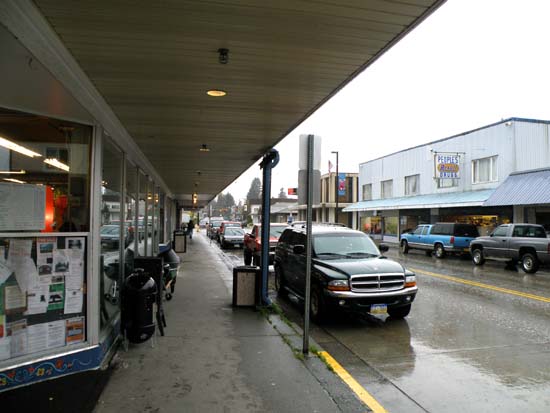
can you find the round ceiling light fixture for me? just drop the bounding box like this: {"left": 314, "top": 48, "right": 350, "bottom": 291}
{"left": 207, "top": 89, "right": 227, "bottom": 97}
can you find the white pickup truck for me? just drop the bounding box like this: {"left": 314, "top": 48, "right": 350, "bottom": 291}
{"left": 469, "top": 224, "right": 550, "bottom": 273}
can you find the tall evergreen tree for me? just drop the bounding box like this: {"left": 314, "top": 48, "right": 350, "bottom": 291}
{"left": 246, "top": 177, "right": 262, "bottom": 200}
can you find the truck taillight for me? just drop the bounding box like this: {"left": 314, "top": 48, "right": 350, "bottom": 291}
{"left": 450, "top": 236, "right": 455, "bottom": 244}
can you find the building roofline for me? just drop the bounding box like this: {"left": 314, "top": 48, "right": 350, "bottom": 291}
{"left": 359, "top": 117, "right": 550, "bottom": 166}
{"left": 509, "top": 166, "right": 550, "bottom": 176}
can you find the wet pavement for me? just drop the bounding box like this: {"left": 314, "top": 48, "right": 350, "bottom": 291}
{"left": 217, "top": 239, "right": 550, "bottom": 413}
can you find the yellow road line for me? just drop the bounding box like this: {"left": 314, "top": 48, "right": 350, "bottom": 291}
{"left": 318, "top": 350, "right": 388, "bottom": 413}
{"left": 410, "top": 268, "right": 550, "bottom": 303}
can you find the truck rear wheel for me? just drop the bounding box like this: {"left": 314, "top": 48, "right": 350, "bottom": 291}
{"left": 434, "top": 243, "right": 446, "bottom": 259}
{"left": 521, "top": 252, "right": 539, "bottom": 274}
{"left": 472, "top": 248, "right": 485, "bottom": 265}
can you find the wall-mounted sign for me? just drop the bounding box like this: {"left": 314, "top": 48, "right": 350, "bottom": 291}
{"left": 338, "top": 173, "right": 346, "bottom": 196}
{"left": 287, "top": 188, "right": 297, "bottom": 195}
{"left": 434, "top": 154, "right": 460, "bottom": 179}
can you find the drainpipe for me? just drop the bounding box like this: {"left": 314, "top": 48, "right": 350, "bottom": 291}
{"left": 259, "top": 149, "right": 279, "bottom": 305}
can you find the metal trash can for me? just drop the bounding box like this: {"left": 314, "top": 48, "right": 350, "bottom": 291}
{"left": 173, "top": 230, "right": 186, "bottom": 253}
{"left": 232, "top": 266, "right": 261, "bottom": 307}
{"left": 158, "top": 244, "right": 180, "bottom": 295}
{"left": 122, "top": 268, "right": 157, "bottom": 343}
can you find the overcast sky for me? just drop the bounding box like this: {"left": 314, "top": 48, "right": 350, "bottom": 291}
{"left": 224, "top": 0, "right": 550, "bottom": 202}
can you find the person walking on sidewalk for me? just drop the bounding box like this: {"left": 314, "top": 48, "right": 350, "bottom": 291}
{"left": 187, "top": 219, "right": 194, "bottom": 239}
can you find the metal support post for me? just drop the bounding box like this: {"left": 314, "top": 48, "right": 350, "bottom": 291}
{"left": 259, "top": 149, "right": 279, "bottom": 305}
{"left": 303, "top": 134, "right": 314, "bottom": 355}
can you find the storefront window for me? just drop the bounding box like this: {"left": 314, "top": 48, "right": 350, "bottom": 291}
{"left": 165, "top": 197, "right": 173, "bottom": 243}
{"left": 384, "top": 216, "right": 398, "bottom": 236}
{"left": 146, "top": 179, "right": 154, "bottom": 256}
{"left": 100, "top": 138, "right": 122, "bottom": 330}
{"left": 360, "top": 216, "right": 382, "bottom": 235}
{"left": 159, "top": 191, "right": 165, "bottom": 243}
{"left": 138, "top": 171, "right": 147, "bottom": 256}
{"left": 0, "top": 108, "right": 91, "bottom": 232}
{"left": 0, "top": 107, "right": 90, "bottom": 365}
{"left": 124, "top": 161, "right": 137, "bottom": 277}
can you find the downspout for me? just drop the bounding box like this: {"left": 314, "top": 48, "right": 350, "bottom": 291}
{"left": 259, "top": 149, "right": 279, "bottom": 305}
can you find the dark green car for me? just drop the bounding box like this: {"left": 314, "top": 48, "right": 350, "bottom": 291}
{"left": 274, "top": 225, "right": 418, "bottom": 322}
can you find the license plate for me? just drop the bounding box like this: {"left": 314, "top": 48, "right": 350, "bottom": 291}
{"left": 370, "top": 304, "right": 387, "bottom": 315}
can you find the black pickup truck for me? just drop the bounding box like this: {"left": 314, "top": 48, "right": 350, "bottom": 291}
{"left": 469, "top": 223, "right": 550, "bottom": 273}
{"left": 274, "top": 225, "right": 418, "bottom": 321}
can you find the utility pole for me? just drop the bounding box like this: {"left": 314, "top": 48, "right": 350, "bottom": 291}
{"left": 331, "top": 151, "right": 339, "bottom": 224}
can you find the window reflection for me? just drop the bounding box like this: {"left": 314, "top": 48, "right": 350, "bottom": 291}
{"left": 146, "top": 179, "right": 154, "bottom": 255}
{"left": 0, "top": 107, "right": 91, "bottom": 232}
{"left": 100, "top": 137, "right": 122, "bottom": 330}
{"left": 138, "top": 171, "right": 147, "bottom": 256}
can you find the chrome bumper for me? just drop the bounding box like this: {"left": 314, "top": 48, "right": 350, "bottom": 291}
{"left": 327, "top": 286, "right": 418, "bottom": 299}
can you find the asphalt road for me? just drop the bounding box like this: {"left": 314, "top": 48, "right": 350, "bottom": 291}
{"left": 217, "top": 240, "right": 550, "bottom": 413}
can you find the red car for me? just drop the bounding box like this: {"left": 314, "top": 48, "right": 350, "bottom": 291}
{"left": 243, "top": 223, "right": 288, "bottom": 266}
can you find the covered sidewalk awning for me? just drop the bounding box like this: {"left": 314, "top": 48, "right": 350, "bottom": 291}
{"left": 484, "top": 168, "right": 550, "bottom": 206}
{"left": 343, "top": 189, "right": 495, "bottom": 212}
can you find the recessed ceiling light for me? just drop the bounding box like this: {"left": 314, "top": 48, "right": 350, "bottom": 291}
{"left": 0, "top": 136, "right": 41, "bottom": 158}
{"left": 207, "top": 89, "right": 227, "bottom": 97}
{"left": 4, "top": 178, "right": 25, "bottom": 184}
{"left": 0, "top": 169, "right": 26, "bottom": 174}
{"left": 44, "top": 158, "right": 70, "bottom": 172}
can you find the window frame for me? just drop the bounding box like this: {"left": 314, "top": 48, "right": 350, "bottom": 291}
{"left": 362, "top": 183, "right": 372, "bottom": 201}
{"left": 381, "top": 179, "right": 393, "bottom": 199}
{"left": 404, "top": 174, "right": 420, "bottom": 196}
{"left": 472, "top": 155, "right": 498, "bottom": 184}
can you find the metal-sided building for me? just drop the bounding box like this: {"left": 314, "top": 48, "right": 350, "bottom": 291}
{"left": 345, "top": 118, "right": 550, "bottom": 242}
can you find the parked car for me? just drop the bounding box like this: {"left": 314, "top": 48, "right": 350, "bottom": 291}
{"left": 243, "top": 223, "right": 288, "bottom": 266}
{"left": 469, "top": 223, "right": 550, "bottom": 273}
{"left": 217, "top": 221, "right": 241, "bottom": 243}
{"left": 220, "top": 226, "right": 245, "bottom": 249}
{"left": 274, "top": 225, "right": 417, "bottom": 321}
{"left": 400, "top": 223, "right": 479, "bottom": 258}
{"left": 207, "top": 220, "right": 224, "bottom": 239}
{"left": 100, "top": 224, "right": 132, "bottom": 250}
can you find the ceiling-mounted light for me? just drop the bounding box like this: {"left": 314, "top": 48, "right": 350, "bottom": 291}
{"left": 200, "top": 144, "right": 210, "bottom": 152}
{"left": 44, "top": 158, "right": 70, "bottom": 172}
{"left": 207, "top": 89, "right": 227, "bottom": 97}
{"left": 0, "top": 170, "right": 26, "bottom": 174}
{"left": 0, "top": 136, "right": 41, "bottom": 158}
{"left": 4, "top": 178, "right": 25, "bottom": 184}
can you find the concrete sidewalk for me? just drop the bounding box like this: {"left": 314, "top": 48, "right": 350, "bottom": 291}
{"left": 94, "top": 232, "right": 366, "bottom": 413}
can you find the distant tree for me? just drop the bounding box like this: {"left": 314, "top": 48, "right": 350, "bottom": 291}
{"left": 223, "top": 193, "right": 236, "bottom": 208}
{"left": 246, "top": 177, "right": 262, "bottom": 200}
{"left": 278, "top": 187, "right": 287, "bottom": 199}
{"left": 213, "top": 192, "right": 236, "bottom": 219}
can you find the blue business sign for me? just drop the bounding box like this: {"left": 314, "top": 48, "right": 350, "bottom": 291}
{"left": 338, "top": 173, "right": 346, "bottom": 196}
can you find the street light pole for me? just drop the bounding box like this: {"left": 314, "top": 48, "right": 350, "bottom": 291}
{"left": 331, "top": 151, "right": 339, "bottom": 223}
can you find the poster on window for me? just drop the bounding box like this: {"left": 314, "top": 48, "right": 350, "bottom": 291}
{"left": 338, "top": 173, "right": 346, "bottom": 196}
{"left": 0, "top": 183, "right": 45, "bottom": 231}
{"left": 434, "top": 154, "right": 461, "bottom": 179}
